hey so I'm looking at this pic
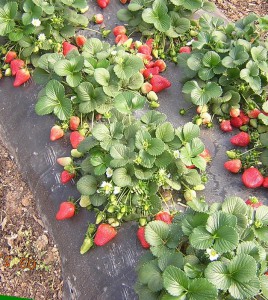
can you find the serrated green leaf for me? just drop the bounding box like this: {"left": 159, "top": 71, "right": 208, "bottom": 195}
{"left": 189, "top": 226, "right": 213, "bottom": 250}
{"left": 92, "top": 123, "right": 110, "bottom": 141}
{"left": 229, "top": 277, "right": 260, "bottom": 299}
{"left": 187, "top": 278, "right": 218, "bottom": 300}
{"left": 114, "top": 91, "right": 145, "bottom": 114}
{"left": 163, "top": 266, "right": 188, "bottom": 297}
{"left": 94, "top": 68, "right": 110, "bottom": 86}
{"left": 77, "top": 175, "right": 97, "bottom": 196}
{"left": 141, "top": 111, "right": 167, "bottom": 125}
{"left": 213, "top": 226, "right": 239, "bottom": 253}
{"left": 128, "top": 72, "right": 144, "bottom": 90}
{"left": 91, "top": 194, "right": 106, "bottom": 206}
{"left": 221, "top": 196, "right": 248, "bottom": 216}
{"left": 155, "top": 122, "right": 175, "bottom": 143}
{"left": 206, "top": 211, "right": 237, "bottom": 233}
{"left": 182, "top": 213, "right": 209, "bottom": 236}
{"left": 145, "top": 220, "right": 170, "bottom": 247}
{"left": 138, "top": 260, "right": 163, "bottom": 292}
{"left": 146, "top": 138, "right": 165, "bottom": 156}
{"left": 205, "top": 261, "right": 231, "bottom": 290}
{"left": 112, "top": 167, "right": 132, "bottom": 187}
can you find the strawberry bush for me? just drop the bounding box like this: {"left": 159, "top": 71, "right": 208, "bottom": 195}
{"left": 178, "top": 13, "right": 268, "bottom": 189}
{"left": 135, "top": 196, "right": 268, "bottom": 300}
{"left": 116, "top": 0, "right": 215, "bottom": 61}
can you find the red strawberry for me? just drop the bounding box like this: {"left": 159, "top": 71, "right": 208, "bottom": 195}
{"left": 75, "top": 35, "right": 87, "bottom": 47}
{"left": 115, "top": 34, "right": 128, "bottom": 45}
{"left": 239, "top": 111, "right": 250, "bottom": 125}
{"left": 70, "top": 131, "right": 85, "bottom": 149}
{"left": 154, "top": 59, "right": 166, "bottom": 72}
{"left": 57, "top": 157, "right": 72, "bottom": 167}
{"left": 93, "top": 13, "right": 104, "bottom": 24}
{"left": 50, "top": 125, "right": 64, "bottom": 141}
{"left": 247, "top": 108, "right": 260, "bottom": 119}
{"left": 5, "top": 51, "right": 17, "bottom": 63}
{"left": 229, "top": 107, "right": 240, "bottom": 118}
{"left": 113, "top": 25, "right": 126, "bottom": 36}
{"left": 242, "top": 167, "right": 264, "bottom": 188}
{"left": 120, "top": 0, "right": 129, "bottom": 3}
{"left": 220, "top": 120, "right": 233, "bottom": 132}
{"left": 136, "top": 53, "right": 153, "bottom": 63}
{"left": 94, "top": 223, "right": 117, "bottom": 246}
{"left": 150, "top": 75, "right": 171, "bottom": 93}
{"left": 224, "top": 159, "right": 242, "bottom": 173}
{"left": 56, "top": 202, "right": 75, "bottom": 220}
{"left": 263, "top": 177, "right": 268, "bottom": 188}
{"left": 230, "top": 116, "right": 243, "bottom": 128}
{"left": 69, "top": 116, "right": 80, "bottom": 131}
{"left": 13, "top": 68, "right": 30, "bottom": 87}
{"left": 179, "top": 46, "right": 191, "bottom": 53}
{"left": 230, "top": 132, "right": 250, "bottom": 147}
{"left": 145, "top": 38, "right": 154, "bottom": 50}
{"left": 186, "top": 165, "right": 195, "bottom": 169}
{"left": 145, "top": 61, "right": 155, "bottom": 68}
{"left": 143, "top": 66, "right": 159, "bottom": 79}
{"left": 155, "top": 212, "right": 173, "bottom": 224}
{"left": 62, "top": 41, "right": 77, "bottom": 56}
{"left": 137, "top": 226, "right": 150, "bottom": 249}
{"left": 245, "top": 197, "right": 263, "bottom": 209}
{"left": 138, "top": 44, "right": 151, "bottom": 55}
{"left": 60, "top": 170, "right": 75, "bottom": 184}
{"left": 10, "top": 59, "right": 25, "bottom": 76}
{"left": 97, "top": 0, "right": 110, "bottom": 9}
{"left": 199, "top": 148, "right": 211, "bottom": 163}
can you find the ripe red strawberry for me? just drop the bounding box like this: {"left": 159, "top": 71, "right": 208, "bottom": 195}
{"left": 5, "top": 51, "right": 17, "bottom": 63}
{"left": 150, "top": 75, "right": 171, "bottom": 93}
{"left": 145, "top": 38, "right": 154, "bottom": 50}
{"left": 224, "top": 159, "right": 242, "bottom": 173}
{"left": 120, "top": 0, "right": 129, "bottom": 3}
{"left": 95, "top": 113, "right": 102, "bottom": 121}
{"left": 155, "top": 212, "right": 173, "bottom": 224}
{"left": 138, "top": 44, "right": 151, "bottom": 55}
{"left": 94, "top": 223, "right": 117, "bottom": 246}
{"left": 230, "top": 132, "right": 250, "bottom": 147}
{"left": 229, "top": 107, "right": 240, "bottom": 118}
{"left": 137, "top": 226, "right": 150, "bottom": 248}
{"left": 199, "top": 148, "right": 211, "bottom": 163}
{"left": 230, "top": 116, "right": 243, "bottom": 128}
{"left": 60, "top": 170, "right": 75, "bottom": 184}
{"left": 245, "top": 197, "right": 263, "bottom": 209}
{"left": 56, "top": 202, "right": 75, "bottom": 220}
{"left": 75, "top": 35, "right": 87, "bottom": 47}
{"left": 57, "top": 157, "right": 72, "bottom": 167}
{"left": 113, "top": 25, "right": 126, "bottom": 36}
{"left": 179, "top": 46, "right": 191, "bottom": 53}
{"left": 143, "top": 66, "right": 160, "bottom": 79}
{"left": 239, "top": 111, "right": 249, "bottom": 125}
{"left": 115, "top": 34, "right": 128, "bottom": 45}
{"left": 70, "top": 131, "right": 85, "bottom": 149}
{"left": 242, "top": 167, "right": 264, "bottom": 188}
{"left": 13, "top": 68, "right": 30, "bottom": 87}
{"left": 263, "top": 177, "right": 268, "bottom": 188}
{"left": 62, "top": 41, "right": 77, "bottom": 56}
{"left": 10, "top": 59, "right": 25, "bottom": 76}
{"left": 69, "top": 116, "right": 80, "bottom": 131}
{"left": 93, "top": 13, "right": 104, "bottom": 24}
{"left": 136, "top": 53, "right": 153, "bottom": 62}
{"left": 247, "top": 108, "right": 260, "bottom": 119}
{"left": 220, "top": 120, "right": 233, "bottom": 132}
{"left": 145, "top": 61, "right": 155, "bottom": 68}
{"left": 154, "top": 59, "right": 166, "bottom": 72}
{"left": 97, "top": 0, "right": 110, "bottom": 9}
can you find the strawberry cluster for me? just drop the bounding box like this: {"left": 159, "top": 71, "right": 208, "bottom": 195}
{"left": 2, "top": 51, "right": 31, "bottom": 87}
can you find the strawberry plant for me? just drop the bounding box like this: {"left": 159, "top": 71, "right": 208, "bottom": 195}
{"left": 66, "top": 111, "right": 209, "bottom": 252}
{"left": 116, "top": 0, "right": 215, "bottom": 61}
{"left": 0, "top": 0, "right": 89, "bottom": 69}
{"left": 135, "top": 196, "right": 268, "bottom": 300}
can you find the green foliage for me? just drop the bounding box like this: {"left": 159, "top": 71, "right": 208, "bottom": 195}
{"left": 117, "top": 0, "right": 215, "bottom": 60}
{"left": 0, "top": 0, "right": 89, "bottom": 66}
{"left": 135, "top": 197, "right": 268, "bottom": 300}
{"left": 34, "top": 38, "right": 146, "bottom": 120}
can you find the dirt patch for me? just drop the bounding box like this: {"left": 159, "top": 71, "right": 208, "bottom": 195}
{"left": 0, "top": 142, "right": 63, "bottom": 299}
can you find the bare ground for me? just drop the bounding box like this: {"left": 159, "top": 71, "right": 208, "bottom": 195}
{"left": 0, "top": 1, "right": 267, "bottom": 299}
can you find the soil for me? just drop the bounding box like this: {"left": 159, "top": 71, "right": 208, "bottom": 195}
{"left": 0, "top": 1, "right": 267, "bottom": 299}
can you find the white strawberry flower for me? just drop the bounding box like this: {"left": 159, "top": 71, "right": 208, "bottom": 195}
{"left": 206, "top": 248, "right": 219, "bottom": 261}
{"left": 38, "top": 33, "right": 46, "bottom": 41}
{"left": 100, "top": 181, "right": 113, "bottom": 194}
{"left": 32, "top": 18, "right": 41, "bottom": 27}
{"left": 106, "top": 167, "right": 113, "bottom": 178}
{"left": 173, "top": 150, "right": 180, "bottom": 159}
{"left": 113, "top": 186, "right": 121, "bottom": 195}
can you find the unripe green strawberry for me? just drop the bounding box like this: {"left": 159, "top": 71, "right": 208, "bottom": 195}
{"left": 80, "top": 237, "right": 94, "bottom": 254}
{"left": 139, "top": 217, "right": 147, "bottom": 226}
{"left": 107, "top": 205, "right": 116, "bottom": 213}
{"left": 71, "top": 149, "right": 83, "bottom": 158}
{"left": 80, "top": 5, "right": 89, "bottom": 13}
{"left": 111, "top": 221, "right": 120, "bottom": 227}
{"left": 150, "top": 101, "right": 160, "bottom": 108}
{"left": 147, "top": 91, "right": 158, "bottom": 102}
{"left": 141, "top": 82, "right": 153, "bottom": 94}
{"left": 226, "top": 150, "right": 237, "bottom": 159}
{"left": 108, "top": 218, "right": 116, "bottom": 224}
{"left": 57, "top": 156, "right": 72, "bottom": 166}
{"left": 5, "top": 68, "right": 11, "bottom": 76}
{"left": 96, "top": 212, "right": 105, "bottom": 224}
{"left": 134, "top": 41, "right": 142, "bottom": 48}
{"left": 194, "top": 184, "right": 205, "bottom": 191}
{"left": 184, "top": 190, "right": 196, "bottom": 201}
{"left": 79, "top": 195, "right": 91, "bottom": 207}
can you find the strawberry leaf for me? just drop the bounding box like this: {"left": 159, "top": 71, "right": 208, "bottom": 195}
{"left": 114, "top": 91, "right": 145, "bottom": 114}
{"left": 145, "top": 220, "right": 170, "bottom": 247}
{"left": 163, "top": 266, "right": 188, "bottom": 297}
{"left": 112, "top": 167, "right": 132, "bottom": 187}
{"left": 76, "top": 175, "right": 97, "bottom": 196}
